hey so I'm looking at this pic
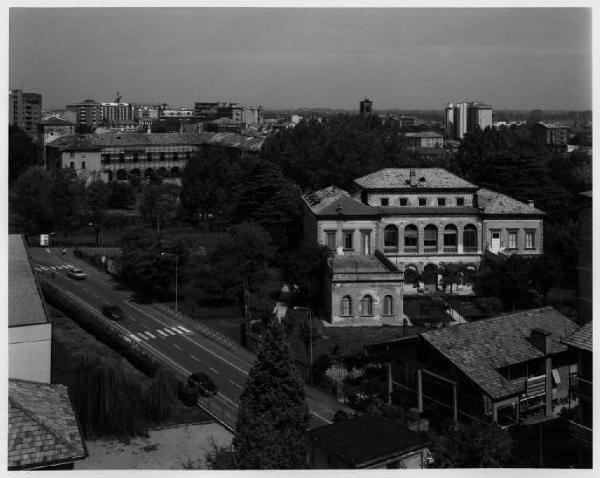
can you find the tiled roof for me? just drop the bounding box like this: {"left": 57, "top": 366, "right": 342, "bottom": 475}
{"left": 477, "top": 188, "right": 545, "bottom": 215}
{"left": 41, "top": 117, "right": 75, "bottom": 127}
{"left": 354, "top": 168, "right": 477, "bottom": 190}
{"left": 8, "top": 379, "right": 86, "bottom": 470}
{"left": 302, "top": 186, "right": 379, "bottom": 217}
{"left": 309, "top": 415, "right": 429, "bottom": 468}
{"left": 562, "top": 322, "right": 592, "bottom": 352}
{"left": 9, "top": 235, "right": 47, "bottom": 327}
{"left": 421, "top": 307, "right": 579, "bottom": 400}
{"left": 404, "top": 131, "right": 443, "bottom": 138}
{"left": 47, "top": 132, "right": 265, "bottom": 152}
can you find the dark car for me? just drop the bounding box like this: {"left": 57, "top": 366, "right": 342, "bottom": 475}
{"left": 187, "top": 372, "right": 218, "bottom": 397}
{"left": 102, "top": 305, "right": 124, "bottom": 321}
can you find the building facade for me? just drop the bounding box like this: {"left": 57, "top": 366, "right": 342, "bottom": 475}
{"left": 302, "top": 168, "right": 544, "bottom": 276}
{"left": 445, "top": 101, "right": 492, "bottom": 139}
{"left": 404, "top": 131, "right": 444, "bottom": 150}
{"left": 66, "top": 99, "right": 103, "bottom": 128}
{"left": 37, "top": 118, "right": 76, "bottom": 166}
{"left": 360, "top": 98, "right": 373, "bottom": 118}
{"left": 9, "top": 89, "right": 42, "bottom": 141}
{"left": 532, "top": 122, "right": 570, "bottom": 152}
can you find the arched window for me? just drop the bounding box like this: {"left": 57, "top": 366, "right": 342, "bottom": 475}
{"left": 384, "top": 225, "right": 399, "bottom": 252}
{"left": 116, "top": 169, "right": 127, "bottom": 181}
{"left": 424, "top": 225, "right": 438, "bottom": 252}
{"left": 341, "top": 296, "right": 353, "bottom": 316}
{"left": 158, "top": 167, "right": 168, "bottom": 177}
{"left": 360, "top": 295, "right": 373, "bottom": 316}
{"left": 443, "top": 224, "right": 458, "bottom": 252}
{"left": 404, "top": 225, "right": 418, "bottom": 252}
{"left": 383, "top": 295, "right": 394, "bottom": 315}
{"left": 463, "top": 224, "right": 478, "bottom": 252}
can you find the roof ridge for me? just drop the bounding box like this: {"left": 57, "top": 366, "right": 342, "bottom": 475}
{"left": 9, "top": 383, "right": 82, "bottom": 456}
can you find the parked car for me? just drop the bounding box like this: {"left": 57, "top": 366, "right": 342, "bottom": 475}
{"left": 67, "top": 267, "right": 87, "bottom": 280}
{"left": 187, "top": 372, "right": 218, "bottom": 397}
{"left": 102, "top": 305, "right": 124, "bottom": 321}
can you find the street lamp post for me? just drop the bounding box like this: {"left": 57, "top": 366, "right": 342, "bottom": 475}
{"left": 294, "top": 306, "right": 313, "bottom": 384}
{"left": 161, "top": 252, "right": 178, "bottom": 313}
{"left": 88, "top": 222, "right": 105, "bottom": 263}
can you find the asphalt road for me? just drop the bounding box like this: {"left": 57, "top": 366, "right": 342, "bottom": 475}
{"left": 30, "top": 247, "right": 346, "bottom": 430}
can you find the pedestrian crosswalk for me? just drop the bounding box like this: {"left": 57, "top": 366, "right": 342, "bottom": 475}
{"left": 34, "top": 264, "right": 74, "bottom": 272}
{"left": 128, "top": 325, "right": 192, "bottom": 343}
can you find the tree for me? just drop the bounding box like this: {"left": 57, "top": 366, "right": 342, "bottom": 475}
{"left": 233, "top": 322, "right": 309, "bottom": 469}
{"left": 107, "top": 181, "right": 136, "bottom": 209}
{"left": 47, "top": 168, "right": 86, "bottom": 240}
{"left": 144, "top": 367, "right": 176, "bottom": 423}
{"left": 9, "top": 125, "right": 39, "bottom": 184}
{"left": 281, "top": 244, "right": 331, "bottom": 308}
{"left": 430, "top": 420, "right": 513, "bottom": 468}
{"left": 139, "top": 183, "right": 180, "bottom": 233}
{"left": 84, "top": 180, "right": 110, "bottom": 240}
{"left": 9, "top": 166, "right": 52, "bottom": 234}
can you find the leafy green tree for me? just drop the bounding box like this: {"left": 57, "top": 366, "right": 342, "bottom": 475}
{"left": 9, "top": 166, "right": 52, "bottom": 234}
{"left": 84, "top": 180, "right": 110, "bottom": 237}
{"left": 281, "top": 244, "right": 331, "bottom": 308}
{"left": 430, "top": 420, "right": 513, "bottom": 468}
{"left": 233, "top": 322, "right": 309, "bottom": 469}
{"left": 139, "top": 183, "right": 180, "bottom": 233}
{"left": 9, "top": 125, "right": 39, "bottom": 184}
{"left": 107, "top": 181, "right": 136, "bottom": 209}
{"left": 47, "top": 168, "right": 86, "bottom": 240}
{"left": 144, "top": 368, "right": 176, "bottom": 423}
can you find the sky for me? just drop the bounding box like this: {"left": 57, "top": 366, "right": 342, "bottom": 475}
{"left": 8, "top": 7, "right": 592, "bottom": 111}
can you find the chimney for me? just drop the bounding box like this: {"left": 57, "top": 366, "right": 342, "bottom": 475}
{"left": 530, "top": 328, "right": 552, "bottom": 354}
{"left": 527, "top": 200, "right": 535, "bottom": 208}
{"left": 409, "top": 168, "right": 417, "bottom": 187}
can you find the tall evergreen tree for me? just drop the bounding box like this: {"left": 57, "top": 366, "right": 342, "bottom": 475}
{"left": 233, "top": 322, "right": 309, "bottom": 469}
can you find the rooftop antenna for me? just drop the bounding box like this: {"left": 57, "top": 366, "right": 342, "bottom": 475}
{"left": 115, "top": 91, "right": 122, "bottom": 103}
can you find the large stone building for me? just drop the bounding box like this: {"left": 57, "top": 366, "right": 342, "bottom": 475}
{"left": 9, "top": 89, "right": 42, "bottom": 141}
{"left": 45, "top": 131, "right": 265, "bottom": 182}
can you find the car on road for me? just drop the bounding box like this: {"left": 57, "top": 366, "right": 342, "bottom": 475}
{"left": 102, "top": 305, "right": 124, "bottom": 321}
{"left": 67, "top": 267, "right": 87, "bottom": 280}
{"left": 187, "top": 372, "right": 218, "bottom": 397}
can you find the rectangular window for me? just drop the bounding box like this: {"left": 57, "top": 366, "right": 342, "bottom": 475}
{"left": 173, "top": 152, "right": 179, "bottom": 161}
{"left": 437, "top": 197, "right": 446, "bottom": 207}
{"left": 160, "top": 152, "right": 166, "bottom": 161}
{"left": 418, "top": 197, "right": 427, "bottom": 206}
{"left": 399, "top": 198, "right": 408, "bottom": 206}
{"left": 525, "top": 230, "right": 535, "bottom": 249}
{"left": 508, "top": 230, "right": 518, "bottom": 249}
{"left": 343, "top": 231, "right": 354, "bottom": 250}
{"left": 70, "top": 152, "right": 75, "bottom": 158}
{"left": 186, "top": 151, "right": 191, "bottom": 159}
{"left": 81, "top": 161, "right": 86, "bottom": 170}
{"left": 133, "top": 153, "right": 139, "bottom": 162}
{"left": 119, "top": 153, "right": 125, "bottom": 163}
{"left": 82, "top": 152, "right": 86, "bottom": 159}
{"left": 101, "top": 154, "right": 110, "bottom": 165}
{"left": 456, "top": 197, "right": 465, "bottom": 206}
{"left": 147, "top": 152, "right": 152, "bottom": 161}
{"left": 380, "top": 198, "right": 389, "bottom": 206}
{"left": 69, "top": 161, "right": 75, "bottom": 169}
{"left": 325, "top": 231, "right": 337, "bottom": 250}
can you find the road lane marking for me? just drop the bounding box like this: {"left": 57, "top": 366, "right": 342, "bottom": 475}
{"left": 146, "top": 331, "right": 157, "bottom": 339}
{"left": 157, "top": 329, "right": 168, "bottom": 337}
{"left": 138, "top": 334, "right": 149, "bottom": 341}
{"left": 130, "top": 335, "right": 142, "bottom": 343}
{"left": 229, "top": 380, "right": 242, "bottom": 389}
{"left": 209, "top": 367, "right": 219, "bottom": 375}
{"left": 40, "top": 266, "right": 48, "bottom": 271}
{"left": 164, "top": 328, "right": 176, "bottom": 336}
{"left": 218, "top": 393, "right": 239, "bottom": 408}
{"left": 171, "top": 327, "right": 184, "bottom": 335}
{"left": 177, "top": 326, "right": 192, "bottom": 333}
{"left": 173, "top": 343, "right": 182, "bottom": 351}
{"left": 190, "top": 354, "right": 202, "bottom": 362}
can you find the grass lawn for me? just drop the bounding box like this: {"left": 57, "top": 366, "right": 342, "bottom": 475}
{"left": 48, "top": 305, "right": 211, "bottom": 430}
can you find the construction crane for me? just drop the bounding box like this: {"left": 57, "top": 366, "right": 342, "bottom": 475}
{"left": 114, "top": 91, "right": 122, "bottom": 103}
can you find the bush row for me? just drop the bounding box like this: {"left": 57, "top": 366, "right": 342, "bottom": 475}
{"left": 40, "top": 278, "right": 161, "bottom": 377}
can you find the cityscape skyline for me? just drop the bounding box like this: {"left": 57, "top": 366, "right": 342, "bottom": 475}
{"left": 9, "top": 7, "right": 592, "bottom": 111}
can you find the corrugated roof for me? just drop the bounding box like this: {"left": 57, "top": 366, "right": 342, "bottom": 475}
{"left": 354, "top": 168, "right": 477, "bottom": 190}
{"left": 47, "top": 132, "right": 265, "bottom": 152}
{"left": 421, "top": 307, "right": 579, "bottom": 399}
{"left": 302, "top": 186, "right": 378, "bottom": 217}
{"left": 8, "top": 379, "right": 86, "bottom": 470}
{"left": 309, "top": 415, "right": 429, "bottom": 468}
{"left": 562, "top": 322, "right": 592, "bottom": 352}
{"left": 477, "top": 188, "right": 545, "bottom": 215}
{"left": 9, "top": 235, "right": 47, "bottom": 327}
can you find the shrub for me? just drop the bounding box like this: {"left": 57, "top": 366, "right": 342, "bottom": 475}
{"left": 177, "top": 380, "right": 200, "bottom": 406}
{"left": 144, "top": 368, "right": 177, "bottom": 423}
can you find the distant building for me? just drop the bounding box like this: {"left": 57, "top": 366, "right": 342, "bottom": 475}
{"left": 159, "top": 107, "right": 195, "bottom": 119}
{"left": 9, "top": 89, "right": 42, "bottom": 141}
{"left": 404, "top": 131, "right": 444, "bottom": 150}
{"left": 194, "top": 102, "right": 263, "bottom": 124}
{"left": 398, "top": 115, "right": 417, "bottom": 128}
{"left": 101, "top": 102, "right": 138, "bottom": 123}
{"left": 445, "top": 101, "right": 492, "bottom": 139}
{"left": 576, "top": 191, "right": 592, "bottom": 325}
{"left": 42, "top": 108, "right": 77, "bottom": 125}
{"left": 65, "top": 99, "right": 102, "bottom": 129}
{"left": 309, "top": 415, "right": 431, "bottom": 469}
{"left": 532, "top": 122, "right": 569, "bottom": 152}
{"left": 37, "top": 117, "right": 76, "bottom": 166}
{"left": 360, "top": 98, "right": 373, "bottom": 118}
{"left": 45, "top": 131, "right": 265, "bottom": 182}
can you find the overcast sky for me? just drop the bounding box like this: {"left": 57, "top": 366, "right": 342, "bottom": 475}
{"left": 9, "top": 8, "right": 592, "bottom": 110}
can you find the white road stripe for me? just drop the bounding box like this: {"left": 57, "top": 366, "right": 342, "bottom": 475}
{"left": 217, "top": 392, "right": 239, "bottom": 408}
{"left": 164, "top": 328, "right": 176, "bottom": 336}
{"left": 156, "top": 330, "right": 168, "bottom": 337}
{"left": 130, "top": 334, "right": 142, "bottom": 343}
{"left": 209, "top": 367, "right": 219, "bottom": 375}
{"left": 190, "top": 354, "right": 202, "bottom": 362}
{"left": 229, "top": 380, "right": 242, "bottom": 389}
{"left": 40, "top": 266, "right": 48, "bottom": 271}
{"left": 173, "top": 343, "right": 182, "bottom": 351}
{"left": 177, "top": 326, "right": 192, "bottom": 333}
{"left": 66, "top": 264, "right": 74, "bottom": 268}
{"left": 146, "top": 331, "right": 157, "bottom": 339}
{"left": 171, "top": 327, "right": 184, "bottom": 335}
{"left": 138, "top": 333, "right": 149, "bottom": 341}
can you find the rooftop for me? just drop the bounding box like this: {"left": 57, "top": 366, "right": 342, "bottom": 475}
{"left": 302, "top": 186, "right": 379, "bottom": 217}
{"left": 331, "top": 254, "right": 398, "bottom": 274}
{"left": 309, "top": 415, "right": 429, "bottom": 468}
{"left": 562, "top": 322, "right": 592, "bottom": 352}
{"left": 421, "top": 307, "right": 579, "bottom": 400}
{"left": 41, "top": 117, "right": 75, "bottom": 127}
{"left": 8, "top": 379, "right": 87, "bottom": 470}
{"left": 354, "top": 168, "right": 477, "bottom": 190}
{"left": 404, "top": 131, "right": 443, "bottom": 138}
{"left": 477, "top": 188, "right": 545, "bottom": 215}
{"left": 9, "top": 235, "right": 47, "bottom": 327}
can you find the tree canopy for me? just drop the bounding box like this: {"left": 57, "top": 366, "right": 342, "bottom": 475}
{"left": 9, "top": 125, "right": 39, "bottom": 184}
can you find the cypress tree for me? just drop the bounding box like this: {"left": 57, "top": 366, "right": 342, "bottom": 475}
{"left": 233, "top": 322, "right": 309, "bottom": 469}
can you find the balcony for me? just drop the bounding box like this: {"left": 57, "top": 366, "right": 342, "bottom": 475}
{"left": 567, "top": 420, "right": 593, "bottom": 446}
{"left": 570, "top": 375, "right": 593, "bottom": 400}
{"left": 403, "top": 246, "right": 418, "bottom": 254}
{"left": 443, "top": 246, "right": 458, "bottom": 254}
{"left": 423, "top": 246, "right": 438, "bottom": 254}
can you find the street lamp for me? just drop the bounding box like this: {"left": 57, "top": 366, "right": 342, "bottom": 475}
{"left": 294, "top": 306, "right": 313, "bottom": 385}
{"left": 88, "top": 222, "right": 105, "bottom": 263}
{"left": 161, "top": 252, "right": 179, "bottom": 313}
